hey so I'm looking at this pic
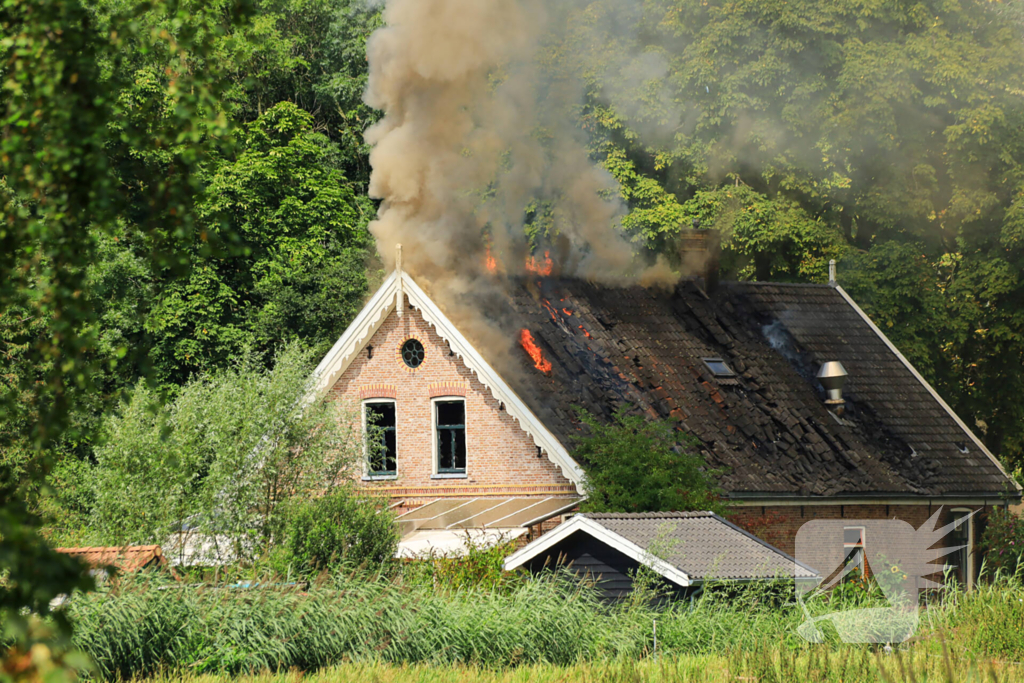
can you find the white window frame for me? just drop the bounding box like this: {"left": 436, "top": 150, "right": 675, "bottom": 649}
{"left": 431, "top": 396, "right": 467, "bottom": 478}
{"left": 362, "top": 398, "right": 398, "bottom": 480}
{"left": 951, "top": 508, "right": 975, "bottom": 590}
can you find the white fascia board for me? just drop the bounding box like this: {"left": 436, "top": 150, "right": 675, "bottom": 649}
{"left": 502, "top": 515, "right": 692, "bottom": 587}
{"left": 728, "top": 496, "right": 1016, "bottom": 507}
{"left": 835, "top": 285, "right": 1021, "bottom": 492}
{"left": 313, "top": 270, "right": 585, "bottom": 492}
{"left": 313, "top": 271, "right": 398, "bottom": 395}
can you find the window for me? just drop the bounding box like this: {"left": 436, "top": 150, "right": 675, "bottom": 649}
{"left": 435, "top": 399, "right": 466, "bottom": 474}
{"left": 401, "top": 339, "right": 425, "bottom": 368}
{"left": 702, "top": 358, "right": 735, "bottom": 377}
{"left": 843, "top": 526, "right": 866, "bottom": 580}
{"left": 365, "top": 401, "right": 397, "bottom": 475}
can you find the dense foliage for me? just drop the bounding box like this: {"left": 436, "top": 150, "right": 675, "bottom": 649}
{"left": 571, "top": 0, "right": 1024, "bottom": 473}
{"left": 979, "top": 508, "right": 1024, "bottom": 578}
{"left": 89, "top": 344, "right": 364, "bottom": 564}
{"left": 285, "top": 490, "right": 398, "bottom": 572}
{"left": 574, "top": 407, "right": 724, "bottom": 513}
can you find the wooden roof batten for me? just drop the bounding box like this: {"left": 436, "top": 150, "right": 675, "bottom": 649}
{"left": 313, "top": 270, "right": 586, "bottom": 493}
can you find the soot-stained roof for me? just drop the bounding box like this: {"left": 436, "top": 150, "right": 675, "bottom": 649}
{"left": 490, "top": 278, "right": 1013, "bottom": 499}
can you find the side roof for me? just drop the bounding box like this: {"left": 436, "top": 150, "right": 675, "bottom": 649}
{"left": 503, "top": 511, "right": 819, "bottom": 583}
{"left": 314, "top": 271, "right": 585, "bottom": 491}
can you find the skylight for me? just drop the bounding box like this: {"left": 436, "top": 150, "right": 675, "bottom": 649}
{"left": 702, "top": 358, "right": 735, "bottom": 377}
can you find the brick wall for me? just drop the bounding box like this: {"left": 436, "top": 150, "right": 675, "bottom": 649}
{"left": 729, "top": 504, "right": 985, "bottom": 584}
{"left": 327, "top": 305, "right": 577, "bottom": 499}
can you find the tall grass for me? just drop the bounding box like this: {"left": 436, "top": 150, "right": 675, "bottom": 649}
{"left": 65, "top": 570, "right": 1024, "bottom": 679}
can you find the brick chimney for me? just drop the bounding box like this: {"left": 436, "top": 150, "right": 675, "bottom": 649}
{"left": 678, "top": 221, "right": 720, "bottom": 292}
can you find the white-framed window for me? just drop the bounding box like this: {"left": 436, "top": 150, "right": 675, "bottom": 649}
{"left": 432, "top": 397, "right": 466, "bottom": 476}
{"left": 951, "top": 508, "right": 975, "bottom": 590}
{"left": 843, "top": 526, "right": 866, "bottom": 580}
{"left": 363, "top": 399, "right": 397, "bottom": 477}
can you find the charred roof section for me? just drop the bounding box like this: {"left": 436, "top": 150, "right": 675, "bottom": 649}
{"left": 498, "top": 278, "right": 1011, "bottom": 499}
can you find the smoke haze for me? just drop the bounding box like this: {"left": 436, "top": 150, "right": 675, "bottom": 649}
{"left": 363, "top": 0, "right": 650, "bottom": 301}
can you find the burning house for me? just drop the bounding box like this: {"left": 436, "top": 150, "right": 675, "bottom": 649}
{"left": 313, "top": 240, "right": 1020, "bottom": 585}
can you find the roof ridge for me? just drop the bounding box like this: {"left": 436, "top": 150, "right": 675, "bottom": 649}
{"left": 580, "top": 511, "right": 715, "bottom": 519}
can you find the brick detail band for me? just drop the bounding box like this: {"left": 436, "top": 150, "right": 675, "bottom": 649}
{"left": 428, "top": 380, "right": 468, "bottom": 398}
{"left": 358, "top": 383, "right": 397, "bottom": 399}
{"left": 365, "top": 484, "right": 580, "bottom": 498}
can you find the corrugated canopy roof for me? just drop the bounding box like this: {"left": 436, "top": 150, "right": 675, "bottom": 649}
{"left": 396, "top": 497, "right": 578, "bottom": 537}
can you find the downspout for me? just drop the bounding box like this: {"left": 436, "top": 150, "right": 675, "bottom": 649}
{"left": 689, "top": 584, "right": 704, "bottom": 611}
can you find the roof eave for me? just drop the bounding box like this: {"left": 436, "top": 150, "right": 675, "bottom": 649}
{"left": 834, "top": 284, "right": 1022, "bottom": 494}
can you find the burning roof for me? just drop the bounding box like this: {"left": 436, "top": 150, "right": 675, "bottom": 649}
{"left": 487, "top": 276, "right": 1012, "bottom": 499}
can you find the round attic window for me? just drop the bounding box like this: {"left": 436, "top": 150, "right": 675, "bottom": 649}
{"left": 401, "top": 339, "right": 425, "bottom": 368}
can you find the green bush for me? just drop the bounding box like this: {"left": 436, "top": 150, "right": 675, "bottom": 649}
{"left": 285, "top": 490, "right": 398, "bottom": 572}
{"left": 979, "top": 508, "right": 1024, "bottom": 578}
{"left": 573, "top": 406, "right": 725, "bottom": 514}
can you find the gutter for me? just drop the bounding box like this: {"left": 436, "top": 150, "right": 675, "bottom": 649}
{"left": 725, "top": 494, "right": 1019, "bottom": 507}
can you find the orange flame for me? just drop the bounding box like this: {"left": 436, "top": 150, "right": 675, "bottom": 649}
{"left": 579, "top": 325, "right": 591, "bottom": 338}
{"left": 525, "top": 250, "right": 553, "bottom": 276}
{"left": 562, "top": 308, "right": 572, "bottom": 316}
{"left": 519, "top": 329, "right": 552, "bottom": 373}
{"left": 485, "top": 246, "right": 497, "bottom": 274}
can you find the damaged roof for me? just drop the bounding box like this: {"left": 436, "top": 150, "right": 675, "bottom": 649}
{"left": 494, "top": 277, "right": 1015, "bottom": 500}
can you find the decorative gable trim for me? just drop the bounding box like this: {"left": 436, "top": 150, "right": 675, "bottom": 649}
{"left": 834, "top": 285, "right": 1021, "bottom": 492}
{"left": 313, "top": 271, "right": 586, "bottom": 493}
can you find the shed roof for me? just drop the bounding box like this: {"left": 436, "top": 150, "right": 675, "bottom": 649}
{"left": 54, "top": 545, "right": 167, "bottom": 573}
{"left": 503, "top": 511, "right": 819, "bottom": 584}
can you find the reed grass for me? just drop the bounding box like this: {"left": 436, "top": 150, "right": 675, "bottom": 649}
{"left": 64, "top": 570, "right": 1024, "bottom": 680}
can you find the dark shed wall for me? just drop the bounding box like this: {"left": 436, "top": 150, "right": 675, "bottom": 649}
{"left": 522, "top": 530, "right": 688, "bottom": 602}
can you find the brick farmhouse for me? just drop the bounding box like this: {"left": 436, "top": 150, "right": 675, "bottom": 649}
{"left": 314, "top": 260, "right": 1020, "bottom": 586}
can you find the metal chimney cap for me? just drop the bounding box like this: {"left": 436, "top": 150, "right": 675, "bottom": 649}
{"left": 817, "top": 361, "right": 848, "bottom": 391}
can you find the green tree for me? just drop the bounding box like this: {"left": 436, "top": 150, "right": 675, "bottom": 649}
{"left": 91, "top": 343, "right": 363, "bottom": 564}
{"left": 144, "top": 102, "right": 373, "bottom": 385}
{"left": 1, "top": 0, "right": 252, "bottom": 662}
{"left": 573, "top": 407, "right": 725, "bottom": 514}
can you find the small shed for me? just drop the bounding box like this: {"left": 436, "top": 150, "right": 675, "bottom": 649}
{"left": 503, "top": 512, "right": 818, "bottom": 601}
{"left": 55, "top": 545, "right": 170, "bottom": 575}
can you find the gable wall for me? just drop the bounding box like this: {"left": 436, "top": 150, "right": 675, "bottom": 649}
{"left": 327, "top": 305, "right": 575, "bottom": 500}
